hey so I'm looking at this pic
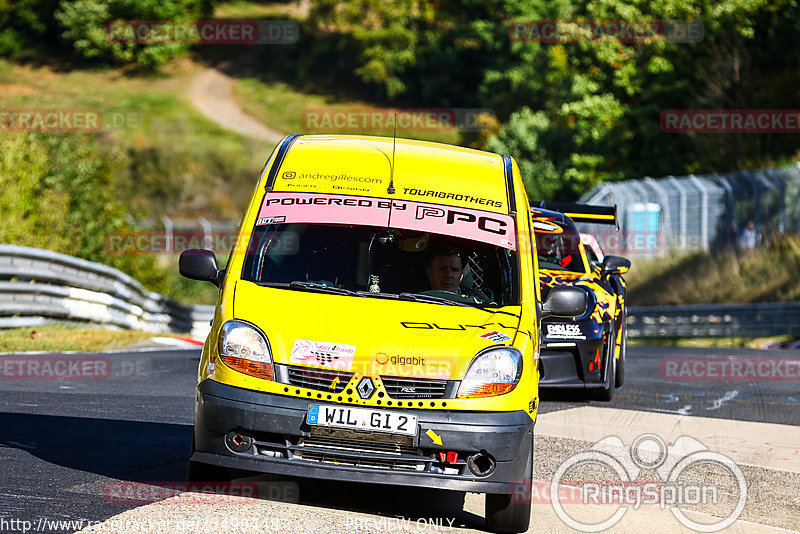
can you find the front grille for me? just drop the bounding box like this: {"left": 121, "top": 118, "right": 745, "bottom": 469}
{"left": 303, "top": 435, "right": 419, "bottom": 455}
{"left": 292, "top": 435, "right": 426, "bottom": 471}
{"left": 381, "top": 377, "right": 448, "bottom": 399}
{"left": 286, "top": 366, "right": 352, "bottom": 393}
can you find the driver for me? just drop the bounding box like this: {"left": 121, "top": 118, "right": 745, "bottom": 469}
{"left": 425, "top": 250, "right": 464, "bottom": 292}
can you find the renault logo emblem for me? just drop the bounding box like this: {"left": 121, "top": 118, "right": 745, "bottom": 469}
{"left": 357, "top": 377, "right": 376, "bottom": 399}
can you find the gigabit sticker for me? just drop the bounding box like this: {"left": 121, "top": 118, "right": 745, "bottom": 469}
{"left": 290, "top": 340, "right": 356, "bottom": 370}
{"left": 480, "top": 330, "right": 512, "bottom": 343}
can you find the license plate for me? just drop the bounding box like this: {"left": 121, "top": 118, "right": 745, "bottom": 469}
{"left": 306, "top": 404, "right": 418, "bottom": 436}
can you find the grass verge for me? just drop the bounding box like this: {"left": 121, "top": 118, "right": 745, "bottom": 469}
{"left": 213, "top": 0, "right": 310, "bottom": 19}
{"left": 0, "top": 57, "right": 270, "bottom": 221}
{"left": 0, "top": 324, "right": 169, "bottom": 353}
{"left": 0, "top": 58, "right": 262, "bottom": 305}
{"left": 234, "top": 78, "right": 463, "bottom": 145}
{"left": 626, "top": 234, "right": 800, "bottom": 305}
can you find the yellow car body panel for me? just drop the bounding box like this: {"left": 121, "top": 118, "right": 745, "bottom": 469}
{"left": 272, "top": 135, "right": 509, "bottom": 213}
{"left": 186, "top": 135, "right": 555, "bottom": 531}
{"left": 211, "top": 135, "right": 539, "bottom": 416}
{"left": 205, "top": 282, "right": 537, "bottom": 413}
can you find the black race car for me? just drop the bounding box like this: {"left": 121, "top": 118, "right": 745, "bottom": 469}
{"left": 531, "top": 202, "right": 630, "bottom": 401}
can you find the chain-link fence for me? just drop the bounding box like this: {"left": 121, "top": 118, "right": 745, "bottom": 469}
{"left": 577, "top": 163, "right": 800, "bottom": 256}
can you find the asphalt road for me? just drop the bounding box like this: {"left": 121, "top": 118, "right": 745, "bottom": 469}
{"left": 0, "top": 345, "right": 798, "bottom": 533}
{"left": 540, "top": 345, "right": 800, "bottom": 426}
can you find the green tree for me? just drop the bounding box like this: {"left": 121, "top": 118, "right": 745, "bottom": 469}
{"left": 0, "top": 132, "right": 165, "bottom": 289}
{"left": 0, "top": 0, "right": 60, "bottom": 56}
{"left": 308, "top": 0, "right": 799, "bottom": 198}
{"left": 0, "top": 0, "right": 214, "bottom": 65}
{"left": 55, "top": 0, "right": 214, "bottom": 68}
{"left": 485, "top": 108, "right": 561, "bottom": 200}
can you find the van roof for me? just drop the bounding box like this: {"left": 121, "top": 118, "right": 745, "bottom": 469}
{"left": 267, "top": 135, "right": 509, "bottom": 214}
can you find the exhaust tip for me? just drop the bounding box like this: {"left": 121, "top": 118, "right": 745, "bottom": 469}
{"left": 467, "top": 451, "right": 496, "bottom": 477}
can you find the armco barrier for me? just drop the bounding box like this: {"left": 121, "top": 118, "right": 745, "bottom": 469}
{"left": 627, "top": 302, "right": 800, "bottom": 338}
{"left": 0, "top": 245, "right": 213, "bottom": 338}
{"left": 2, "top": 245, "right": 798, "bottom": 341}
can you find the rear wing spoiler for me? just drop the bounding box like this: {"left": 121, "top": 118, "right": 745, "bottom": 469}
{"left": 534, "top": 201, "right": 619, "bottom": 230}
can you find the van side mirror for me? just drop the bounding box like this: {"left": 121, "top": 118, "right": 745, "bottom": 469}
{"left": 541, "top": 286, "right": 588, "bottom": 319}
{"left": 601, "top": 255, "right": 631, "bottom": 277}
{"left": 179, "top": 249, "right": 223, "bottom": 287}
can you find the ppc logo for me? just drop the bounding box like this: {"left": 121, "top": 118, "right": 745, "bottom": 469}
{"left": 550, "top": 434, "right": 747, "bottom": 532}
{"left": 415, "top": 206, "right": 445, "bottom": 220}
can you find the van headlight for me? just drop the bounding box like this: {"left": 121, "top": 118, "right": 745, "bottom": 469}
{"left": 457, "top": 347, "right": 522, "bottom": 398}
{"left": 218, "top": 320, "right": 274, "bottom": 381}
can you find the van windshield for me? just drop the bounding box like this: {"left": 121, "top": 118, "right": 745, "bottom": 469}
{"left": 241, "top": 223, "right": 520, "bottom": 306}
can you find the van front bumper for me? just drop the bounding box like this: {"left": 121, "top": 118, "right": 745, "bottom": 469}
{"left": 191, "top": 379, "right": 533, "bottom": 494}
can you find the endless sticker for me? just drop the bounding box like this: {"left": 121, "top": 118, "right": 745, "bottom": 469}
{"left": 546, "top": 324, "right": 585, "bottom": 339}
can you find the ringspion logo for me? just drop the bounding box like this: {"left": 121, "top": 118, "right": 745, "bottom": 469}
{"left": 536, "top": 433, "right": 747, "bottom": 532}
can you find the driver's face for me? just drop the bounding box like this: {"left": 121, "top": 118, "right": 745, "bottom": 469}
{"left": 426, "top": 255, "right": 463, "bottom": 292}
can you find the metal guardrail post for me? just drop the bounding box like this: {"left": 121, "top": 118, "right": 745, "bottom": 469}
{"left": 687, "top": 175, "right": 710, "bottom": 251}
{"left": 740, "top": 170, "right": 760, "bottom": 228}
{"left": 711, "top": 173, "right": 737, "bottom": 247}
{"left": 161, "top": 216, "right": 173, "bottom": 254}
{"left": 199, "top": 217, "right": 213, "bottom": 251}
{"left": 666, "top": 176, "right": 687, "bottom": 251}
{"left": 765, "top": 168, "right": 786, "bottom": 235}
{"left": 644, "top": 177, "right": 672, "bottom": 250}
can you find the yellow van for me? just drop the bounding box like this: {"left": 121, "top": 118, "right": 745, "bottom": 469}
{"left": 179, "top": 134, "right": 587, "bottom": 533}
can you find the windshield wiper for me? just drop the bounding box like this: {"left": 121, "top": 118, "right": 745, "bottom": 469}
{"left": 355, "top": 290, "right": 399, "bottom": 300}
{"left": 397, "top": 293, "right": 470, "bottom": 306}
{"left": 288, "top": 281, "right": 357, "bottom": 296}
